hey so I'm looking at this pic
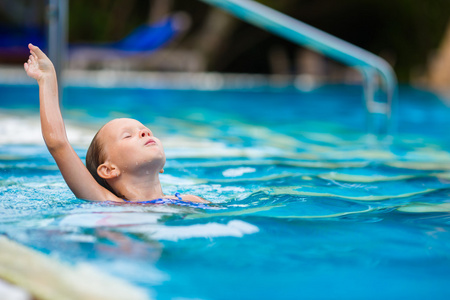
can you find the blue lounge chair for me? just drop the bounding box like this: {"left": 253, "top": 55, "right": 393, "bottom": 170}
{"left": 70, "top": 13, "right": 190, "bottom": 54}
{"left": 0, "top": 13, "right": 189, "bottom": 63}
{"left": 67, "top": 13, "right": 190, "bottom": 68}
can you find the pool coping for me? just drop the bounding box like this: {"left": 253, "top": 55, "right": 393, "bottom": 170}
{"left": 0, "top": 65, "right": 342, "bottom": 91}
{"left": 2, "top": 65, "right": 448, "bottom": 104}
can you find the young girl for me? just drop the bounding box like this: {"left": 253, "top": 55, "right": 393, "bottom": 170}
{"left": 24, "top": 43, "right": 208, "bottom": 204}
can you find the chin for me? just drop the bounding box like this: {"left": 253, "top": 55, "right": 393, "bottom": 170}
{"left": 147, "top": 153, "right": 166, "bottom": 170}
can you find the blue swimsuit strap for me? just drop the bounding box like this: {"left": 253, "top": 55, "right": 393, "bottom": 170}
{"left": 123, "top": 193, "right": 183, "bottom": 204}
{"left": 119, "top": 193, "right": 212, "bottom": 209}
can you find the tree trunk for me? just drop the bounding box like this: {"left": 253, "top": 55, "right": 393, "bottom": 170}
{"left": 427, "top": 21, "right": 450, "bottom": 93}
{"left": 191, "top": 8, "right": 238, "bottom": 71}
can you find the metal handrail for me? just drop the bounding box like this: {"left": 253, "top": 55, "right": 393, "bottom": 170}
{"left": 200, "top": 0, "right": 397, "bottom": 136}
{"left": 48, "top": 0, "right": 68, "bottom": 100}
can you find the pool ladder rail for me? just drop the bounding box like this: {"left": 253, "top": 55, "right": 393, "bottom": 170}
{"left": 200, "top": 0, "right": 397, "bottom": 138}
{"left": 47, "top": 0, "right": 397, "bottom": 138}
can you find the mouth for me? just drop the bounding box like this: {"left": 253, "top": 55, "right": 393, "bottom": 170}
{"left": 145, "top": 139, "right": 156, "bottom": 146}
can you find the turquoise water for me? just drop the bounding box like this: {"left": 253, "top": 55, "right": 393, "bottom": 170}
{"left": 1, "top": 84, "right": 450, "bottom": 299}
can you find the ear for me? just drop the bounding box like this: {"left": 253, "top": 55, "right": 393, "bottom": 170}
{"left": 159, "top": 169, "right": 164, "bottom": 174}
{"left": 97, "top": 163, "right": 120, "bottom": 180}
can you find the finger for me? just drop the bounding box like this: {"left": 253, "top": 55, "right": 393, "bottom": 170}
{"left": 30, "top": 50, "right": 38, "bottom": 60}
{"left": 24, "top": 62, "right": 28, "bottom": 72}
{"left": 29, "top": 54, "right": 36, "bottom": 63}
{"left": 29, "top": 43, "right": 46, "bottom": 59}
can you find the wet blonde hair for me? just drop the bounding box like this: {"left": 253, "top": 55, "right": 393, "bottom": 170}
{"left": 85, "top": 129, "right": 117, "bottom": 196}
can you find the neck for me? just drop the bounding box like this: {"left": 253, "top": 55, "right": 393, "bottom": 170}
{"left": 111, "top": 171, "right": 164, "bottom": 201}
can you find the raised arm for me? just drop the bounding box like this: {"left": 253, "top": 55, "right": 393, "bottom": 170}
{"left": 24, "top": 44, "right": 119, "bottom": 202}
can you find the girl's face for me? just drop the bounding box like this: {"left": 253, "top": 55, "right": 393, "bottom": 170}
{"left": 98, "top": 118, "right": 165, "bottom": 174}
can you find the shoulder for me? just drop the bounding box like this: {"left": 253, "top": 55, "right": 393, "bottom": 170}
{"left": 179, "top": 194, "right": 210, "bottom": 203}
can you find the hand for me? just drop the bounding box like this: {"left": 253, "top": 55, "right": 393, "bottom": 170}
{"left": 24, "top": 43, "right": 55, "bottom": 82}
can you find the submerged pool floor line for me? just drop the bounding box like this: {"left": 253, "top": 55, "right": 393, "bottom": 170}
{"left": 200, "top": 0, "right": 397, "bottom": 138}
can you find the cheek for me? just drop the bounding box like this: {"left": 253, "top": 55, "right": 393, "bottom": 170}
{"left": 109, "top": 143, "right": 135, "bottom": 163}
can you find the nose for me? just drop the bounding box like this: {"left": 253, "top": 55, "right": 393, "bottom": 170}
{"left": 139, "top": 128, "right": 151, "bottom": 138}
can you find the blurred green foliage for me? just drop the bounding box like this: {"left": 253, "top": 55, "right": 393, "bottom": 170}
{"left": 1, "top": 0, "right": 448, "bottom": 81}
{"left": 221, "top": 0, "right": 450, "bottom": 81}
{"left": 280, "top": 0, "right": 450, "bottom": 80}
{"left": 69, "top": 0, "right": 150, "bottom": 42}
{"left": 65, "top": 0, "right": 449, "bottom": 81}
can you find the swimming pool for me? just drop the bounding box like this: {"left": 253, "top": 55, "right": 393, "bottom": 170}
{"left": 1, "top": 82, "right": 450, "bottom": 299}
